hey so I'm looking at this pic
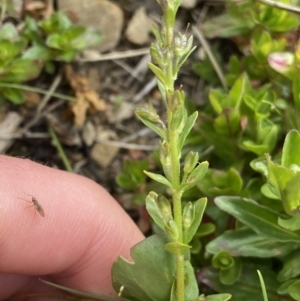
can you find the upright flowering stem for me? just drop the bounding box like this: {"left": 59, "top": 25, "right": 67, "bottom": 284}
{"left": 168, "top": 109, "right": 185, "bottom": 301}
{"left": 138, "top": 1, "right": 202, "bottom": 300}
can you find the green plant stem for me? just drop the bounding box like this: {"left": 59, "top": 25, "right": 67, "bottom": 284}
{"left": 48, "top": 125, "right": 73, "bottom": 172}
{"left": 168, "top": 106, "right": 185, "bottom": 301}
{"left": 0, "top": 82, "right": 77, "bottom": 102}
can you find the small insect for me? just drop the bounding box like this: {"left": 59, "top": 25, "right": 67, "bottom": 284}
{"left": 18, "top": 193, "right": 45, "bottom": 217}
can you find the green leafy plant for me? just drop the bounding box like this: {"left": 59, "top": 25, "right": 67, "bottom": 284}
{"left": 0, "top": 11, "right": 101, "bottom": 104}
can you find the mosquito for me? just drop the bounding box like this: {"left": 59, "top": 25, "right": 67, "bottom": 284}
{"left": 18, "top": 193, "right": 45, "bottom": 217}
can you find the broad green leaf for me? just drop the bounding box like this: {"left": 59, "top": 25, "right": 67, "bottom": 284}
{"left": 277, "top": 280, "right": 296, "bottom": 295}
{"left": 198, "top": 264, "right": 281, "bottom": 301}
{"left": 214, "top": 196, "right": 300, "bottom": 242}
{"left": 278, "top": 216, "right": 300, "bottom": 231}
{"left": 206, "top": 227, "right": 299, "bottom": 258}
{"left": 277, "top": 250, "right": 300, "bottom": 282}
{"left": 282, "top": 130, "right": 300, "bottom": 168}
{"left": 40, "top": 279, "right": 121, "bottom": 301}
{"left": 288, "top": 280, "right": 300, "bottom": 301}
{"left": 144, "top": 171, "right": 172, "bottom": 187}
{"left": 112, "top": 235, "right": 175, "bottom": 301}
{"left": 184, "top": 261, "right": 199, "bottom": 301}
{"left": 183, "top": 197, "right": 207, "bottom": 244}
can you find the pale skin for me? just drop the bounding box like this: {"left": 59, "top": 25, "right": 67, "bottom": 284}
{"left": 0, "top": 155, "right": 144, "bottom": 300}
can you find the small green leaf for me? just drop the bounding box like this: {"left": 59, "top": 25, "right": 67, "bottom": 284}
{"left": 215, "top": 196, "right": 300, "bottom": 242}
{"left": 200, "top": 293, "right": 232, "bottom": 301}
{"left": 0, "top": 23, "right": 19, "bottom": 41}
{"left": 135, "top": 109, "right": 166, "bottom": 140}
{"left": 214, "top": 109, "right": 241, "bottom": 136}
{"left": 144, "top": 171, "right": 172, "bottom": 187}
{"left": 182, "top": 161, "right": 209, "bottom": 191}
{"left": 196, "top": 223, "right": 216, "bottom": 237}
{"left": 209, "top": 89, "right": 223, "bottom": 114}
{"left": 151, "top": 24, "right": 162, "bottom": 43}
{"left": 175, "top": 46, "right": 196, "bottom": 74}
{"left": 183, "top": 197, "right": 207, "bottom": 244}
{"left": 22, "top": 45, "right": 53, "bottom": 61}
{"left": 0, "top": 59, "right": 42, "bottom": 82}
{"left": 148, "top": 62, "right": 168, "bottom": 87}
{"left": 183, "top": 151, "right": 199, "bottom": 174}
{"left": 178, "top": 111, "right": 198, "bottom": 150}
{"left": 229, "top": 73, "right": 248, "bottom": 109}
{"left": 266, "top": 154, "right": 300, "bottom": 216}
{"left": 282, "top": 130, "right": 300, "bottom": 168}
{"left": 71, "top": 28, "right": 102, "bottom": 50}
{"left": 2, "top": 87, "right": 24, "bottom": 104}
{"left": 212, "top": 251, "right": 241, "bottom": 285}
{"left": 278, "top": 216, "right": 300, "bottom": 231}
{"left": 145, "top": 192, "right": 166, "bottom": 231}
{"left": 277, "top": 250, "right": 300, "bottom": 282}
{"left": 170, "top": 102, "right": 186, "bottom": 133}
{"left": 165, "top": 220, "right": 179, "bottom": 240}
{"left": 164, "top": 241, "right": 191, "bottom": 255}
